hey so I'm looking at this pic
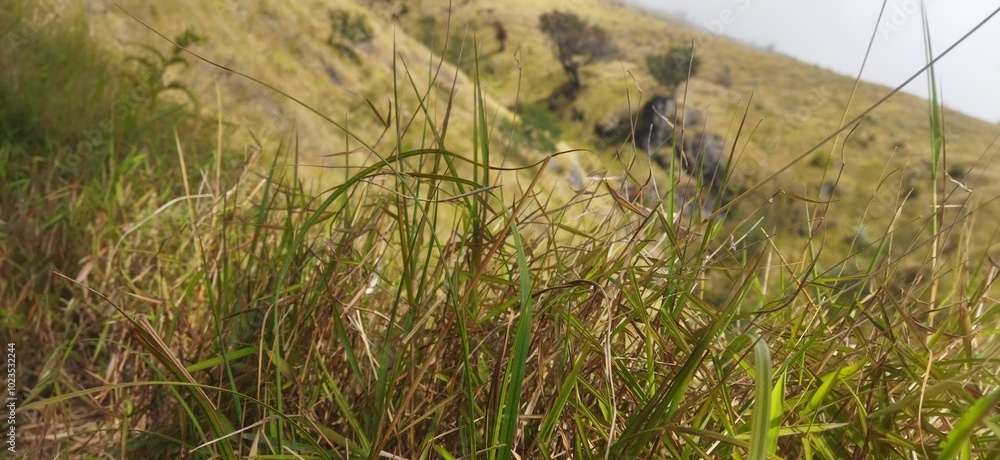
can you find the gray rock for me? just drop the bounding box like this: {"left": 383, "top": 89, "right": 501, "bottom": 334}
{"left": 820, "top": 181, "right": 836, "bottom": 201}
{"left": 595, "top": 113, "right": 630, "bottom": 142}
{"left": 633, "top": 95, "right": 676, "bottom": 153}
{"left": 679, "top": 131, "right": 727, "bottom": 195}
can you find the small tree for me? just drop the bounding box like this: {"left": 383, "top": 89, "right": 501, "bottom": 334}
{"left": 646, "top": 44, "right": 701, "bottom": 93}
{"left": 492, "top": 20, "right": 507, "bottom": 52}
{"left": 538, "top": 11, "right": 616, "bottom": 93}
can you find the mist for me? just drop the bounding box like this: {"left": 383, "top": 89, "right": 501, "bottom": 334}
{"left": 621, "top": 0, "right": 1000, "bottom": 123}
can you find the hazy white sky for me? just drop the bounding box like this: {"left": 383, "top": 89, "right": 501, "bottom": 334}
{"left": 622, "top": 0, "right": 1000, "bottom": 123}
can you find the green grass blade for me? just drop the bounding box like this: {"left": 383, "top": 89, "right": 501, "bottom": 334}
{"left": 749, "top": 336, "right": 772, "bottom": 460}
{"left": 537, "top": 355, "right": 585, "bottom": 446}
{"left": 612, "top": 253, "right": 766, "bottom": 455}
{"left": 804, "top": 359, "right": 866, "bottom": 415}
{"left": 769, "top": 370, "right": 786, "bottom": 454}
{"left": 496, "top": 217, "right": 533, "bottom": 460}
{"left": 938, "top": 389, "right": 1000, "bottom": 459}
{"left": 184, "top": 346, "right": 258, "bottom": 373}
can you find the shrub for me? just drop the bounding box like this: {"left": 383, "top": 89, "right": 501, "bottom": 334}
{"left": 948, "top": 163, "right": 968, "bottom": 181}
{"left": 716, "top": 64, "right": 733, "bottom": 88}
{"left": 808, "top": 153, "right": 827, "bottom": 168}
{"left": 327, "top": 8, "right": 374, "bottom": 62}
{"left": 492, "top": 20, "right": 507, "bottom": 52}
{"left": 538, "top": 11, "right": 616, "bottom": 93}
{"left": 646, "top": 44, "right": 701, "bottom": 93}
{"left": 330, "top": 9, "right": 374, "bottom": 44}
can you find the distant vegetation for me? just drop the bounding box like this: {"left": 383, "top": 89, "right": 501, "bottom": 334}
{"left": 538, "top": 10, "right": 616, "bottom": 96}
{"left": 327, "top": 7, "right": 375, "bottom": 62}
{"left": 646, "top": 43, "right": 701, "bottom": 93}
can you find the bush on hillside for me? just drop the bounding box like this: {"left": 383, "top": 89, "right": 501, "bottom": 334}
{"left": 646, "top": 44, "right": 701, "bottom": 93}
{"left": 328, "top": 8, "right": 374, "bottom": 62}
{"left": 538, "top": 10, "right": 616, "bottom": 95}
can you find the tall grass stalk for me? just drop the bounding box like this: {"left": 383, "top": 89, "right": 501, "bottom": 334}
{"left": 921, "top": 3, "right": 944, "bottom": 328}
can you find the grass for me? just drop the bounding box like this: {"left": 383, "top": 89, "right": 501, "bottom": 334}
{"left": 4, "top": 1, "right": 1000, "bottom": 459}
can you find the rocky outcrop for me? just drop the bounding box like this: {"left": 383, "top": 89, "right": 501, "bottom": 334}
{"left": 594, "top": 113, "right": 632, "bottom": 144}
{"left": 633, "top": 95, "right": 676, "bottom": 154}
{"left": 593, "top": 95, "right": 732, "bottom": 218}
{"left": 678, "top": 130, "right": 727, "bottom": 195}
{"left": 594, "top": 95, "right": 676, "bottom": 155}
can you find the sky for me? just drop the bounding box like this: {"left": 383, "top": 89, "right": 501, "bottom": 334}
{"left": 621, "top": 0, "right": 1000, "bottom": 123}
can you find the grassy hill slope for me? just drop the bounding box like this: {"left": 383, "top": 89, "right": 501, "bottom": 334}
{"left": 82, "top": 0, "right": 1000, "bottom": 272}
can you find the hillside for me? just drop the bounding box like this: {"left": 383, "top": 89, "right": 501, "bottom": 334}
{"left": 82, "top": 0, "right": 1000, "bottom": 268}
{"left": 5, "top": 0, "right": 1000, "bottom": 458}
